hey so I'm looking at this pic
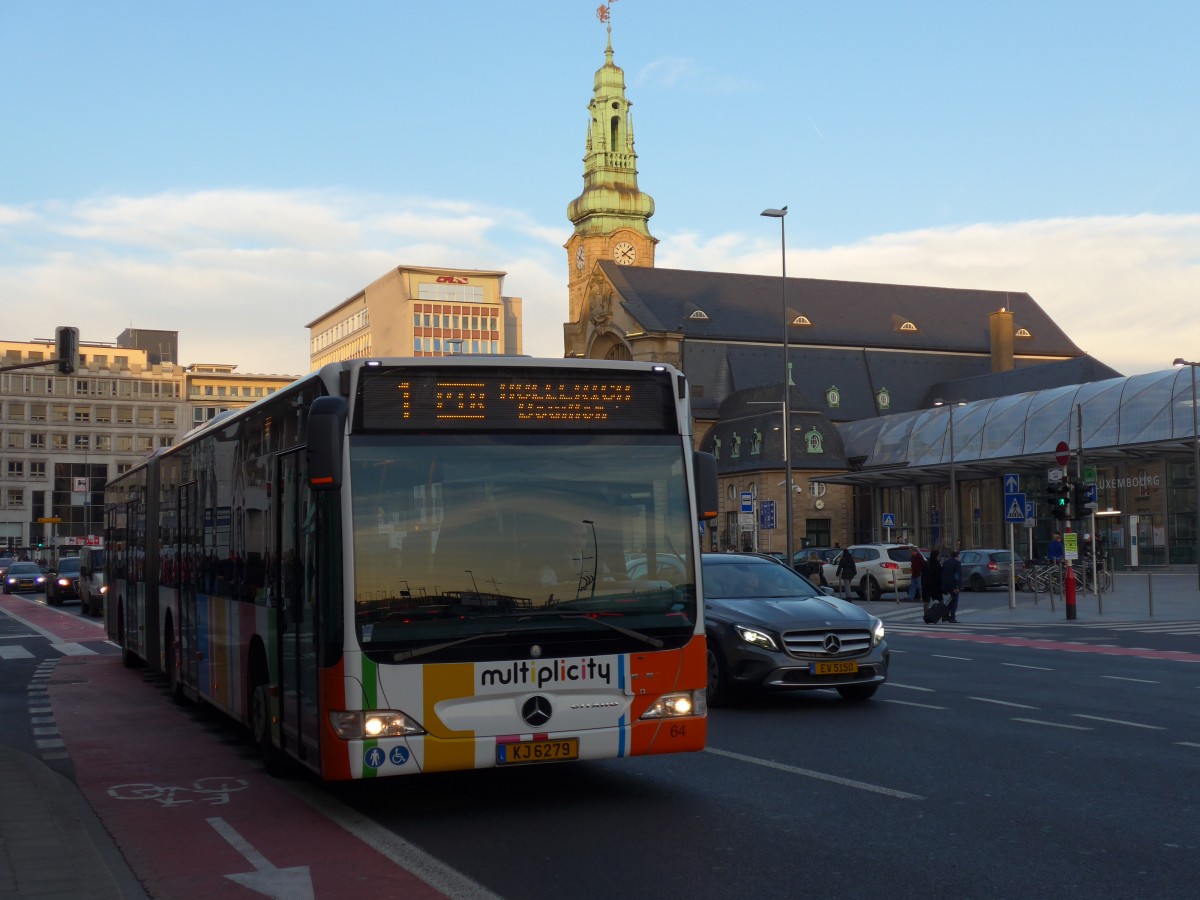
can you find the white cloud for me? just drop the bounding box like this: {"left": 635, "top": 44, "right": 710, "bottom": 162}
{"left": 1, "top": 190, "right": 1195, "bottom": 379}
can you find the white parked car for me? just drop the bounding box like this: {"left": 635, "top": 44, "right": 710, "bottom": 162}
{"left": 822, "top": 543, "right": 919, "bottom": 601}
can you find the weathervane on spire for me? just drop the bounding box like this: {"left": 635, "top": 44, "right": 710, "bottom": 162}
{"left": 596, "top": 0, "right": 618, "bottom": 26}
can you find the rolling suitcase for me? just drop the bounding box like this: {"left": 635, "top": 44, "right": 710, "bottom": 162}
{"left": 924, "top": 600, "right": 948, "bottom": 624}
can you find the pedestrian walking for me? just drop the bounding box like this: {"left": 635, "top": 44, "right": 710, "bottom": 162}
{"left": 835, "top": 547, "right": 857, "bottom": 600}
{"left": 922, "top": 549, "right": 942, "bottom": 613}
{"left": 942, "top": 549, "right": 963, "bottom": 622}
{"left": 907, "top": 547, "right": 924, "bottom": 604}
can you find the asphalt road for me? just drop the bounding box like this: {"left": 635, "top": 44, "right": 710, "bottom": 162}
{"left": 3, "top": 591, "right": 1199, "bottom": 899}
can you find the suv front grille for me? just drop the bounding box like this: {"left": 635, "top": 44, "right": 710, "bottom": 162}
{"left": 781, "top": 628, "right": 873, "bottom": 658}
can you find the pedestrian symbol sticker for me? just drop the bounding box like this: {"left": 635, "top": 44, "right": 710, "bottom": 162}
{"left": 364, "top": 747, "right": 385, "bottom": 769}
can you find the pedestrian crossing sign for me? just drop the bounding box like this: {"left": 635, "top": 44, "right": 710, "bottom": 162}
{"left": 1004, "top": 492, "right": 1027, "bottom": 523}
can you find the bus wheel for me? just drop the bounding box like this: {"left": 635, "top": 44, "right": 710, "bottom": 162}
{"left": 118, "top": 604, "right": 139, "bottom": 668}
{"left": 165, "top": 628, "right": 185, "bottom": 705}
{"left": 250, "top": 681, "right": 285, "bottom": 776}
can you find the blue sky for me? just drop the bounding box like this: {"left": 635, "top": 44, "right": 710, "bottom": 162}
{"left": 2, "top": 0, "right": 1197, "bottom": 377}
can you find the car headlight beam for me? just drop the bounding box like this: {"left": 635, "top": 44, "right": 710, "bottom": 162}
{"left": 734, "top": 625, "right": 779, "bottom": 651}
{"left": 871, "top": 616, "right": 886, "bottom": 646}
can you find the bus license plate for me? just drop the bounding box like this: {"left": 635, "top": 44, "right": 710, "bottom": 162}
{"left": 811, "top": 660, "right": 858, "bottom": 675}
{"left": 497, "top": 738, "right": 580, "bottom": 765}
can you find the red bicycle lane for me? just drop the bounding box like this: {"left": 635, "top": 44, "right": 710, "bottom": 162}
{"left": 913, "top": 628, "right": 1200, "bottom": 662}
{"left": 0, "top": 593, "right": 109, "bottom": 646}
{"left": 43, "top": 650, "right": 454, "bottom": 897}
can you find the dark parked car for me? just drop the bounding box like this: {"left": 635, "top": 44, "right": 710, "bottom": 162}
{"left": 960, "top": 549, "right": 1022, "bottom": 591}
{"left": 4, "top": 561, "right": 47, "bottom": 595}
{"left": 47, "top": 556, "right": 81, "bottom": 605}
{"left": 702, "top": 552, "right": 889, "bottom": 705}
{"left": 0, "top": 556, "right": 15, "bottom": 579}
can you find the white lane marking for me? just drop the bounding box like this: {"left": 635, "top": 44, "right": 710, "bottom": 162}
{"left": 286, "top": 781, "right": 504, "bottom": 900}
{"left": 879, "top": 698, "right": 949, "bottom": 710}
{"left": 208, "top": 817, "right": 315, "bottom": 900}
{"left": 968, "top": 696, "right": 1040, "bottom": 710}
{"left": 1177, "top": 742, "right": 1200, "bottom": 749}
{"left": 933, "top": 654, "right": 973, "bottom": 661}
{"left": 1012, "top": 718, "right": 1092, "bottom": 730}
{"left": 1100, "top": 675, "right": 1159, "bottom": 684}
{"left": 1071, "top": 714, "right": 1165, "bottom": 730}
{"left": 0, "top": 645, "right": 34, "bottom": 659}
{"left": 886, "top": 682, "right": 936, "bottom": 692}
{"left": 705, "top": 746, "right": 925, "bottom": 800}
{"left": 52, "top": 642, "right": 96, "bottom": 656}
{"left": 1002, "top": 662, "right": 1054, "bottom": 671}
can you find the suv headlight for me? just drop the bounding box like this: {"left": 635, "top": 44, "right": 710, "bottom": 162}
{"left": 734, "top": 625, "right": 779, "bottom": 651}
{"left": 871, "top": 616, "right": 886, "bottom": 646}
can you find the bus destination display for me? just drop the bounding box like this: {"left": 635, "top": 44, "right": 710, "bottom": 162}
{"left": 358, "top": 366, "right": 676, "bottom": 432}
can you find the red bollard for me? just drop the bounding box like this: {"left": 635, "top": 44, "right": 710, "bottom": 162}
{"left": 1064, "top": 562, "right": 1077, "bottom": 620}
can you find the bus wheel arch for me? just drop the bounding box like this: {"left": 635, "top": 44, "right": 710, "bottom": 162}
{"left": 118, "top": 597, "right": 140, "bottom": 669}
{"left": 246, "top": 638, "right": 284, "bottom": 774}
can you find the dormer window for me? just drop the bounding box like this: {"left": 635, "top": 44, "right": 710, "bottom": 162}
{"left": 689, "top": 309, "right": 710, "bottom": 320}
{"left": 898, "top": 321, "right": 919, "bottom": 332}
{"left": 1015, "top": 327, "right": 1032, "bottom": 339}
{"left": 791, "top": 314, "right": 812, "bottom": 327}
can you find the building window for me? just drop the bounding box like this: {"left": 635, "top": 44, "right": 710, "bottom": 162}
{"left": 74, "top": 409, "right": 90, "bottom": 422}
{"left": 75, "top": 379, "right": 90, "bottom": 396}
{"left": 161, "top": 410, "right": 175, "bottom": 426}
{"left": 52, "top": 404, "right": 69, "bottom": 422}
{"left": 75, "top": 434, "right": 90, "bottom": 450}
{"left": 30, "top": 403, "right": 46, "bottom": 422}
{"left": 5, "top": 431, "right": 22, "bottom": 449}
{"left": 30, "top": 433, "right": 46, "bottom": 450}
{"left": 6, "top": 461, "right": 23, "bottom": 477}
{"left": 29, "top": 461, "right": 45, "bottom": 478}
{"left": 116, "top": 408, "right": 133, "bottom": 425}
{"left": 53, "top": 434, "right": 69, "bottom": 450}
{"left": 136, "top": 436, "right": 153, "bottom": 452}
{"left": 117, "top": 463, "right": 132, "bottom": 475}
{"left": 117, "top": 436, "right": 132, "bottom": 452}
{"left": 95, "top": 407, "right": 111, "bottom": 424}
{"left": 5, "top": 489, "right": 21, "bottom": 508}
{"left": 158, "top": 436, "right": 173, "bottom": 448}
{"left": 96, "top": 435, "right": 111, "bottom": 451}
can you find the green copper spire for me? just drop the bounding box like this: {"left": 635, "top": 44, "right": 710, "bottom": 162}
{"left": 567, "top": 22, "right": 655, "bottom": 238}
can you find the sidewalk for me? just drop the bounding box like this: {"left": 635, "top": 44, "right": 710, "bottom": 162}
{"left": 0, "top": 743, "right": 148, "bottom": 899}
{"left": 860, "top": 570, "right": 1200, "bottom": 625}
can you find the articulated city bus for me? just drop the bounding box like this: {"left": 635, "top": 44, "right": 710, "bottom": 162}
{"left": 104, "top": 357, "right": 717, "bottom": 779}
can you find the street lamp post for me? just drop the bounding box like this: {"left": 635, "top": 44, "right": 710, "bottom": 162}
{"left": 934, "top": 398, "right": 966, "bottom": 551}
{"left": 1173, "top": 358, "right": 1200, "bottom": 590}
{"left": 761, "top": 206, "right": 793, "bottom": 564}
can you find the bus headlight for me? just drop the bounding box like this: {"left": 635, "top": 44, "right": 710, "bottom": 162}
{"left": 640, "top": 690, "right": 706, "bottom": 719}
{"left": 328, "top": 710, "right": 426, "bottom": 740}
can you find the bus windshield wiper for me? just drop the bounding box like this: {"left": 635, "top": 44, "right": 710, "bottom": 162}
{"left": 518, "top": 612, "right": 664, "bottom": 649}
{"left": 393, "top": 631, "right": 510, "bottom": 662}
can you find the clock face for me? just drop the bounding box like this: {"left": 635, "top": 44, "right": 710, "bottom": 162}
{"left": 613, "top": 241, "right": 635, "bottom": 265}
{"left": 575, "top": 246, "right": 585, "bottom": 270}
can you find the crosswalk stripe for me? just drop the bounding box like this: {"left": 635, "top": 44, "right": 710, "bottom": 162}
{"left": 0, "top": 645, "right": 35, "bottom": 659}
{"left": 52, "top": 642, "right": 96, "bottom": 656}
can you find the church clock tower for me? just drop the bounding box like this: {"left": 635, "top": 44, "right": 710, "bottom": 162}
{"left": 565, "top": 10, "right": 657, "bottom": 355}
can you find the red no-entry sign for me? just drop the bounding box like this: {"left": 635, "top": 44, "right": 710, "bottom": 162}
{"left": 1055, "top": 441, "right": 1070, "bottom": 466}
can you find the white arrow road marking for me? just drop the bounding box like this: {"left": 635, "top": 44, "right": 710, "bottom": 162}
{"left": 208, "top": 817, "right": 315, "bottom": 900}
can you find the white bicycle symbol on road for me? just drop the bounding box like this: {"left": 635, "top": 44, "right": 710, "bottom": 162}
{"left": 107, "top": 777, "right": 249, "bottom": 807}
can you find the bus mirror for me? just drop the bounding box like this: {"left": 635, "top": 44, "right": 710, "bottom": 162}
{"left": 307, "top": 396, "right": 348, "bottom": 491}
{"left": 693, "top": 451, "right": 719, "bottom": 520}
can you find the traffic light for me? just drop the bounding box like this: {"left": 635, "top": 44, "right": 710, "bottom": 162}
{"left": 1050, "top": 481, "right": 1070, "bottom": 521}
{"left": 55, "top": 325, "right": 79, "bottom": 375}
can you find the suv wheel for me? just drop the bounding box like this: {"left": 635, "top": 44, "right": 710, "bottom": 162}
{"left": 861, "top": 575, "right": 881, "bottom": 602}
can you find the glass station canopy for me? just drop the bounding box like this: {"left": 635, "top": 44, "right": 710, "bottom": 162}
{"left": 830, "top": 369, "right": 1199, "bottom": 486}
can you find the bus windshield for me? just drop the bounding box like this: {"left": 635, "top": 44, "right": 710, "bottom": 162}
{"left": 349, "top": 434, "right": 697, "bottom": 659}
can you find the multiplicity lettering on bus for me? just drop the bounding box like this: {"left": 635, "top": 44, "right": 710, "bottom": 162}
{"left": 1099, "top": 475, "right": 1161, "bottom": 489}
{"left": 480, "top": 658, "right": 614, "bottom": 689}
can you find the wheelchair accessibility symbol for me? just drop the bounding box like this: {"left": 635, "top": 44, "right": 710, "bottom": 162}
{"left": 389, "top": 746, "right": 410, "bottom": 766}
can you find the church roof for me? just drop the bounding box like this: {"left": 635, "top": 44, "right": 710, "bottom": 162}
{"left": 600, "top": 261, "right": 1084, "bottom": 357}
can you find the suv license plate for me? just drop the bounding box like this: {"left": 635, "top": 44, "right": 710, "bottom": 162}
{"left": 497, "top": 738, "right": 580, "bottom": 765}
{"left": 811, "top": 660, "right": 859, "bottom": 675}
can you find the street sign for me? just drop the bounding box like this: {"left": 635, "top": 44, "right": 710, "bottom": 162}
{"left": 1055, "top": 441, "right": 1070, "bottom": 466}
{"left": 72, "top": 476, "right": 88, "bottom": 492}
{"left": 882, "top": 512, "right": 896, "bottom": 528}
{"left": 1004, "top": 492, "right": 1027, "bottom": 523}
{"left": 737, "top": 512, "right": 754, "bottom": 526}
{"left": 759, "top": 500, "right": 776, "bottom": 530}
{"left": 1047, "top": 467, "right": 1064, "bottom": 483}
{"left": 740, "top": 492, "right": 753, "bottom": 514}
{"left": 1063, "top": 532, "right": 1079, "bottom": 560}
{"left": 1003, "top": 473, "right": 1019, "bottom": 493}
{"left": 37, "top": 517, "right": 61, "bottom": 524}
{"left": 1024, "top": 500, "right": 1035, "bottom": 527}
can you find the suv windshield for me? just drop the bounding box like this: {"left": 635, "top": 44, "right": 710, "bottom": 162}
{"left": 56, "top": 557, "right": 81, "bottom": 574}
{"left": 348, "top": 434, "right": 697, "bottom": 660}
